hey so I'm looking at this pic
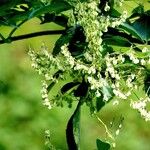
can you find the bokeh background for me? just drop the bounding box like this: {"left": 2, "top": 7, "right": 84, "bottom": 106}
{"left": 0, "top": 1, "right": 150, "bottom": 150}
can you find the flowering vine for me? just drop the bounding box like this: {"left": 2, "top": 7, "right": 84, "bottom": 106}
{"left": 28, "top": 0, "right": 150, "bottom": 149}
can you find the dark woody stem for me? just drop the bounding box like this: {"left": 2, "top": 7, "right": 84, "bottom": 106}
{"left": 0, "top": 30, "right": 65, "bottom": 44}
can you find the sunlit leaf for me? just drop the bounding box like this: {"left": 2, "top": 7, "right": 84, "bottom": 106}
{"left": 28, "top": 1, "right": 71, "bottom": 19}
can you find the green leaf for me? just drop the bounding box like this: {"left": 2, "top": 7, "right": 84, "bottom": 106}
{"left": 96, "top": 96, "right": 105, "bottom": 112}
{"left": 53, "top": 25, "right": 87, "bottom": 57}
{"left": 41, "top": 13, "right": 68, "bottom": 27}
{"left": 28, "top": 1, "right": 71, "bottom": 19}
{"left": 61, "top": 82, "right": 80, "bottom": 94}
{"left": 0, "top": 0, "right": 21, "bottom": 16}
{"left": 66, "top": 101, "right": 81, "bottom": 150}
{"left": 96, "top": 139, "right": 111, "bottom": 150}
{"left": 0, "top": 0, "right": 71, "bottom": 26}
{"left": 101, "top": 44, "right": 114, "bottom": 57}
{"left": 131, "top": 4, "right": 144, "bottom": 16}
{"left": 110, "top": 8, "right": 121, "bottom": 17}
{"left": 103, "top": 35, "right": 131, "bottom": 47}
{"left": 132, "top": 15, "right": 150, "bottom": 41}
{"left": 119, "top": 22, "right": 143, "bottom": 41}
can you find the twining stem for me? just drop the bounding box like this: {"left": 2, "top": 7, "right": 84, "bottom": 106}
{"left": 0, "top": 28, "right": 150, "bottom": 45}
{"left": 0, "top": 30, "right": 65, "bottom": 44}
{"left": 66, "top": 101, "right": 81, "bottom": 150}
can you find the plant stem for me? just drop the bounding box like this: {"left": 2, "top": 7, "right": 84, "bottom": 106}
{"left": 0, "top": 30, "right": 65, "bottom": 44}
{"left": 66, "top": 101, "right": 81, "bottom": 150}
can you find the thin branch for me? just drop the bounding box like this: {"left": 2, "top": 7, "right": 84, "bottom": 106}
{"left": 0, "top": 28, "right": 149, "bottom": 45}
{"left": 8, "top": 19, "right": 27, "bottom": 38}
{"left": 0, "top": 30, "right": 65, "bottom": 44}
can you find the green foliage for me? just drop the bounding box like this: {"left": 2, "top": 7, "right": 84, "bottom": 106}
{"left": 132, "top": 14, "right": 150, "bottom": 41}
{"left": 0, "top": 0, "right": 71, "bottom": 27}
{"left": 1, "top": 0, "right": 150, "bottom": 150}
{"left": 103, "top": 35, "right": 131, "bottom": 47}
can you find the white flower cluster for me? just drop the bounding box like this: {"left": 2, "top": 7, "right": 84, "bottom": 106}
{"left": 41, "top": 80, "right": 52, "bottom": 109}
{"left": 73, "top": 0, "right": 127, "bottom": 60}
{"left": 74, "top": 0, "right": 102, "bottom": 60}
{"left": 28, "top": 0, "right": 150, "bottom": 121}
{"left": 103, "top": 48, "right": 150, "bottom": 101}
{"left": 28, "top": 45, "right": 61, "bottom": 78}
{"left": 127, "top": 47, "right": 150, "bottom": 66}
{"left": 130, "top": 97, "right": 150, "bottom": 121}
{"left": 61, "top": 44, "right": 75, "bottom": 68}
{"left": 28, "top": 46, "right": 63, "bottom": 109}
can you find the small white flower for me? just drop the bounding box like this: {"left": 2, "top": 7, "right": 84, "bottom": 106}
{"left": 142, "top": 47, "right": 148, "bottom": 53}
{"left": 113, "top": 100, "right": 119, "bottom": 105}
{"left": 96, "top": 90, "right": 101, "bottom": 97}
{"left": 112, "top": 142, "right": 116, "bottom": 148}
{"left": 112, "top": 59, "right": 118, "bottom": 65}
{"left": 131, "top": 74, "right": 135, "bottom": 80}
{"left": 115, "top": 82, "right": 120, "bottom": 88}
{"left": 115, "top": 129, "right": 120, "bottom": 136}
{"left": 104, "top": 2, "right": 110, "bottom": 12}
{"left": 119, "top": 124, "right": 122, "bottom": 128}
{"left": 126, "top": 91, "right": 131, "bottom": 97}
{"left": 133, "top": 58, "right": 139, "bottom": 64}
{"left": 115, "top": 74, "right": 120, "bottom": 80}
{"left": 140, "top": 59, "right": 146, "bottom": 65}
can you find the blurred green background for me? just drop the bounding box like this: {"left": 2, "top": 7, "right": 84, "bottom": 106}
{"left": 0, "top": 2, "right": 150, "bottom": 149}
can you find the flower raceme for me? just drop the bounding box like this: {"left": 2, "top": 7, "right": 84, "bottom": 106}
{"left": 28, "top": 0, "right": 150, "bottom": 122}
